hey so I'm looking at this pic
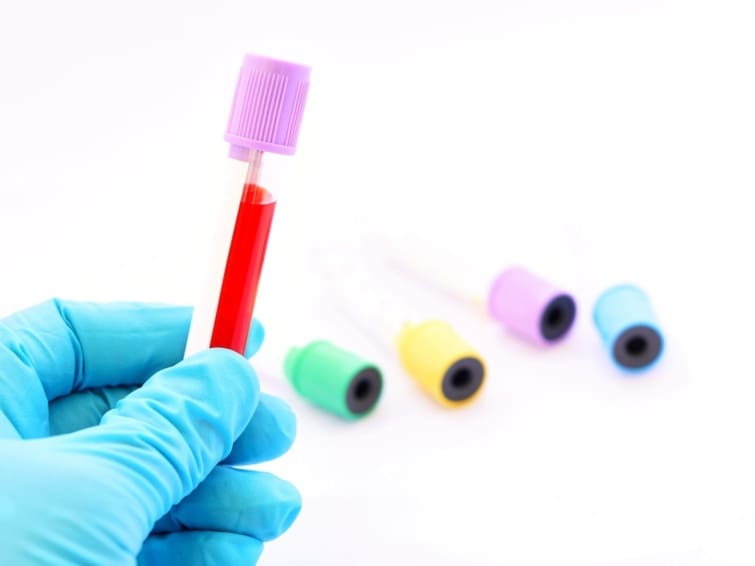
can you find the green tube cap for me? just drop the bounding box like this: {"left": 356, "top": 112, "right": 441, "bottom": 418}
{"left": 284, "top": 340, "right": 383, "bottom": 419}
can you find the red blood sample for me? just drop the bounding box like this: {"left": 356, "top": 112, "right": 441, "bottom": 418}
{"left": 210, "top": 184, "right": 276, "bottom": 353}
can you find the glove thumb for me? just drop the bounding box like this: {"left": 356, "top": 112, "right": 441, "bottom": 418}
{"left": 58, "top": 349, "right": 260, "bottom": 534}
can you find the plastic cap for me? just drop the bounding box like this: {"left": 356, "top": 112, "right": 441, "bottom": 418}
{"left": 284, "top": 340, "right": 383, "bottom": 419}
{"left": 487, "top": 266, "right": 577, "bottom": 346}
{"left": 225, "top": 54, "right": 311, "bottom": 160}
{"left": 396, "top": 320, "right": 485, "bottom": 407}
{"left": 593, "top": 284, "right": 664, "bottom": 371}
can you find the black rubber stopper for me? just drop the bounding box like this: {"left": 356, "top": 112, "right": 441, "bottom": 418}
{"left": 345, "top": 367, "right": 383, "bottom": 415}
{"left": 612, "top": 325, "right": 663, "bottom": 369}
{"left": 441, "top": 357, "right": 485, "bottom": 402}
{"left": 539, "top": 294, "right": 577, "bottom": 342}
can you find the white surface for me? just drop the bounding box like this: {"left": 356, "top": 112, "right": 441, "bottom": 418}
{"left": 1, "top": 1, "right": 755, "bottom": 564}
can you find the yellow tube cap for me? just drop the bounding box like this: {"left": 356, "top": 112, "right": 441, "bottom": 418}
{"left": 396, "top": 319, "right": 486, "bottom": 407}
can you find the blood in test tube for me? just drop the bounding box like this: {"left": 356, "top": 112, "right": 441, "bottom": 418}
{"left": 211, "top": 184, "right": 276, "bottom": 352}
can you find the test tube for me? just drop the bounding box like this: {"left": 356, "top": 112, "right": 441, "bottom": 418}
{"left": 283, "top": 340, "right": 384, "bottom": 419}
{"left": 188, "top": 54, "right": 311, "bottom": 356}
{"left": 364, "top": 234, "right": 577, "bottom": 347}
{"left": 564, "top": 226, "right": 666, "bottom": 372}
{"left": 245, "top": 320, "right": 384, "bottom": 420}
{"left": 317, "top": 249, "right": 486, "bottom": 407}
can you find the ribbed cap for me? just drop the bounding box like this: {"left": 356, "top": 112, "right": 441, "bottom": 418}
{"left": 225, "top": 54, "right": 311, "bottom": 160}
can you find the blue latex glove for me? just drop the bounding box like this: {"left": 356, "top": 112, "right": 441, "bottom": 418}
{"left": 0, "top": 299, "right": 301, "bottom": 565}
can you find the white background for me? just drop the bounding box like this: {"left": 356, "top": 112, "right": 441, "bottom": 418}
{"left": 2, "top": 1, "right": 755, "bottom": 564}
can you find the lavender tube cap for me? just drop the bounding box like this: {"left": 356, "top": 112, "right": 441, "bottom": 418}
{"left": 487, "top": 266, "right": 577, "bottom": 346}
{"left": 593, "top": 284, "right": 663, "bottom": 371}
{"left": 225, "top": 54, "right": 311, "bottom": 160}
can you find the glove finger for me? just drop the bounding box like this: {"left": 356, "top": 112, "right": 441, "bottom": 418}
{"left": 222, "top": 393, "right": 296, "bottom": 465}
{"left": 1, "top": 300, "right": 191, "bottom": 401}
{"left": 61, "top": 349, "right": 259, "bottom": 526}
{"left": 138, "top": 531, "right": 263, "bottom": 566}
{"left": 1, "top": 300, "right": 192, "bottom": 437}
{"left": 50, "top": 385, "right": 295, "bottom": 465}
{"left": 1, "top": 298, "right": 265, "bottom": 399}
{"left": 0, "top": 413, "right": 20, "bottom": 439}
{"left": 153, "top": 466, "right": 301, "bottom": 542}
{"left": 48, "top": 386, "right": 136, "bottom": 435}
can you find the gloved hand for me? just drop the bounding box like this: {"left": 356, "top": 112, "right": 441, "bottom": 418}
{"left": 0, "top": 299, "right": 300, "bottom": 565}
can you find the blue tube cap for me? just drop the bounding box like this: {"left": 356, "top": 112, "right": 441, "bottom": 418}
{"left": 593, "top": 285, "right": 664, "bottom": 371}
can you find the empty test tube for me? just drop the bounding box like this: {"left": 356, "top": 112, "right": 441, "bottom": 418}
{"left": 318, "top": 250, "right": 486, "bottom": 407}
{"left": 366, "top": 235, "right": 577, "bottom": 346}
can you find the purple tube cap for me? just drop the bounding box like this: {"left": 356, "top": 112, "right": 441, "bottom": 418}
{"left": 225, "top": 54, "right": 312, "bottom": 160}
{"left": 487, "top": 266, "right": 577, "bottom": 346}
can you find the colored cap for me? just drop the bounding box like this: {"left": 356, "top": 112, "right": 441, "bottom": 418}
{"left": 487, "top": 266, "right": 577, "bottom": 346}
{"left": 593, "top": 284, "right": 664, "bottom": 371}
{"left": 396, "top": 320, "right": 485, "bottom": 407}
{"left": 284, "top": 340, "right": 383, "bottom": 419}
{"left": 225, "top": 53, "right": 311, "bottom": 160}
